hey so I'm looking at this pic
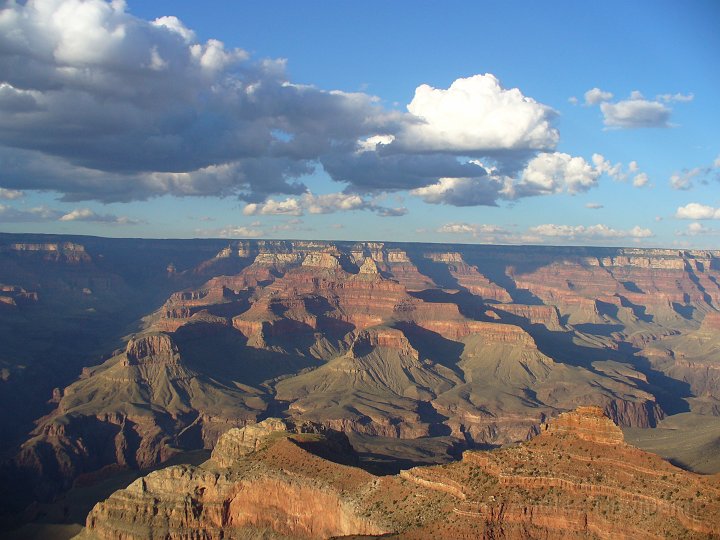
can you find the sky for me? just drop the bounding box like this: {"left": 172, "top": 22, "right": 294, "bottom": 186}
{"left": 0, "top": 0, "right": 719, "bottom": 248}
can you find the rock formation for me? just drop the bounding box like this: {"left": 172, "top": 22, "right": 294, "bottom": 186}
{"left": 78, "top": 408, "right": 720, "bottom": 539}
{"left": 3, "top": 236, "right": 720, "bottom": 528}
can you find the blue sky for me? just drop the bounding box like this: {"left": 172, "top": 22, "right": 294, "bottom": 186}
{"left": 0, "top": 0, "right": 719, "bottom": 247}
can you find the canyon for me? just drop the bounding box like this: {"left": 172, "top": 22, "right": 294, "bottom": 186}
{"left": 1, "top": 233, "right": 719, "bottom": 536}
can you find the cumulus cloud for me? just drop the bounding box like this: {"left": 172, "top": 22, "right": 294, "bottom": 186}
{"left": 395, "top": 74, "right": 558, "bottom": 155}
{"left": 243, "top": 198, "right": 303, "bottom": 216}
{"left": 600, "top": 94, "right": 671, "bottom": 128}
{"left": 675, "top": 203, "right": 720, "bottom": 220}
{"left": 514, "top": 152, "right": 599, "bottom": 196}
{"left": 584, "top": 88, "right": 613, "bottom": 105}
{"left": 632, "top": 172, "right": 649, "bottom": 188}
{"left": 676, "top": 222, "right": 718, "bottom": 237}
{"left": 0, "top": 188, "right": 23, "bottom": 200}
{"left": 592, "top": 154, "right": 649, "bottom": 187}
{"left": 0, "top": 0, "right": 654, "bottom": 215}
{"left": 583, "top": 88, "right": 689, "bottom": 129}
{"left": 412, "top": 151, "right": 650, "bottom": 206}
{"left": 0, "top": 0, "right": 396, "bottom": 202}
{"left": 244, "top": 192, "right": 406, "bottom": 217}
{"left": 411, "top": 175, "right": 506, "bottom": 206}
{"left": 529, "top": 223, "right": 653, "bottom": 239}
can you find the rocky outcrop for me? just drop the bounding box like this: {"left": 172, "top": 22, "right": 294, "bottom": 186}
{"left": 124, "top": 333, "right": 179, "bottom": 365}
{"left": 81, "top": 423, "right": 386, "bottom": 540}
{"left": 541, "top": 405, "right": 625, "bottom": 444}
{"left": 2, "top": 241, "right": 92, "bottom": 263}
{"left": 211, "top": 418, "right": 288, "bottom": 467}
{"left": 79, "top": 408, "right": 720, "bottom": 539}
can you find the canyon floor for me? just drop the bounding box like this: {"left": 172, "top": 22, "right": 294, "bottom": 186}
{"left": 1, "top": 234, "right": 719, "bottom": 537}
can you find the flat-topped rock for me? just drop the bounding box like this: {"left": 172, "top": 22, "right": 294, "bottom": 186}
{"left": 301, "top": 252, "right": 341, "bottom": 269}
{"left": 542, "top": 406, "right": 625, "bottom": 445}
{"left": 211, "top": 418, "right": 288, "bottom": 467}
{"left": 125, "top": 333, "right": 180, "bottom": 365}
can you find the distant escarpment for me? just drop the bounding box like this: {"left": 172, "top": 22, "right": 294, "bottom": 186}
{"left": 5, "top": 238, "right": 720, "bottom": 512}
{"left": 79, "top": 407, "right": 720, "bottom": 539}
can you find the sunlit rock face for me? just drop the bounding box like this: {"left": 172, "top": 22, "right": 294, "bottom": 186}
{"left": 80, "top": 407, "right": 720, "bottom": 539}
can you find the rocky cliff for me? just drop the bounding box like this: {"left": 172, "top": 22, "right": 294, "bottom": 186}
{"left": 5, "top": 237, "right": 720, "bottom": 523}
{"left": 78, "top": 407, "right": 720, "bottom": 539}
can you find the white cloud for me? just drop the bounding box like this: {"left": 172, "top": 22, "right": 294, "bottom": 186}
{"left": 676, "top": 222, "right": 719, "bottom": 237}
{"left": 585, "top": 202, "right": 603, "bottom": 209}
{"left": 305, "top": 193, "right": 366, "bottom": 214}
{"left": 437, "top": 222, "right": 511, "bottom": 236}
{"left": 243, "top": 192, "right": 406, "bottom": 217}
{"left": 632, "top": 173, "right": 649, "bottom": 188}
{"left": 0, "top": 188, "right": 23, "bottom": 200}
{"left": 670, "top": 168, "right": 703, "bottom": 190}
{"left": 0, "top": 0, "right": 682, "bottom": 216}
{"left": 59, "top": 208, "right": 138, "bottom": 223}
{"left": 0, "top": 203, "right": 137, "bottom": 223}
{"left": 592, "top": 154, "right": 649, "bottom": 186}
{"left": 592, "top": 154, "right": 626, "bottom": 181}
{"left": 568, "top": 96, "right": 579, "bottom": 105}
{"left": 584, "top": 88, "right": 613, "bottom": 105}
{"left": 0, "top": 0, "right": 395, "bottom": 202}
{"left": 151, "top": 15, "right": 195, "bottom": 43}
{"left": 598, "top": 91, "right": 671, "bottom": 128}
{"left": 410, "top": 175, "right": 505, "bottom": 206}
{"left": 216, "top": 226, "right": 264, "bottom": 238}
{"left": 515, "top": 152, "right": 599, "bottom": 196}
{"left": 675, "top": 203, "right": 720, "bottom": 220}
{"left": 356, "top": 134, "right": 395, "bottom": 153}
{"left": 413, "top": 151, "right": 648, "bottom": 206}
{"left": 436, "top": 221, "right": 654, "bottom": 245}
{"left": 669, "top": 157, "right": 720, "bottom": 190}
{"left": 529, "top": 223, "right": 653, "bottom": 239}
{"left": 243, "top": 198, "right": 303, "bottom": 216}
{"left": 397, "top": 74, "right": 559, "bottom": 153}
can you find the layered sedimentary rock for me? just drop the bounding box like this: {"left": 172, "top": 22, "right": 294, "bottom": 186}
{"left": 16, "top": 333, "right": 266, "bottom": 494}
{"left": 80, "top": 408, "right": 720, "bottom": 539}
{"left": 426, "top": 252, "right": 512, "bottom": 302}
{"left": 7, "top": 238, "right": 720, "bottom": 513}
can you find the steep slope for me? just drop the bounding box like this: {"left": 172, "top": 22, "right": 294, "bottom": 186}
{"left": 79, "top": 408, "right": 720, "bottom": 539}
{"left": 16, "top": 333, "right": 267, "bottom": 497}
